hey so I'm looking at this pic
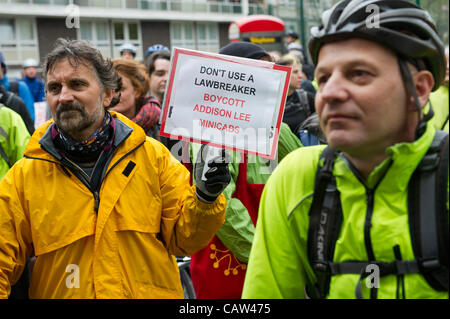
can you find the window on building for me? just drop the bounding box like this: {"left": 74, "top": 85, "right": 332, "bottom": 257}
{"left": 0, "top": 18, "right": 15, "bottom": 42}
{"left": 77, "top": 20, "right": 142, "bottom": 61}
{"left": 0, "top": 17, "right": 39, "bottom": 66}
{"left": 112, "top": 21, "right": 142, "bottom": 60}
{"left": 80, "top": 21, "right": 93, "bottom": 41}
{"left": 128, "top": 23, "right": 138, "bottom": 41}
{"left": 197, "top": 23, "right": 219, "bottom": 53}
{"left": 114, "top": 22, "right": 124, "bottom": 41}
{"left": 78, "top": 20, "right": 112, "bottom": 59}
{"left": 170, "top": 22, "right": 219, "bottom": 53}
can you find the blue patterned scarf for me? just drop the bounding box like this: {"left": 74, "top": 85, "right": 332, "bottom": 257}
{"left": 52, "top": 111, "right": 115, "bottom": 163}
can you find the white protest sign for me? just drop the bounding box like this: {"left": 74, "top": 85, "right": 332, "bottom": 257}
{"left": 34, "top": 101, "right": 50, "bottom": 129}
{"left": 160, "top": 48, "right": 291, "bottom": 159}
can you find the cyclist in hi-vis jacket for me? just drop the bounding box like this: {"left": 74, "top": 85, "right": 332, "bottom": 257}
{"left": 242, "top": 0, "right": 448, "bottom": 299}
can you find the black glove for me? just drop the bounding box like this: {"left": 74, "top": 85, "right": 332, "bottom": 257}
{"left": 195, "top": 144, "right": 231, "bottom": 203}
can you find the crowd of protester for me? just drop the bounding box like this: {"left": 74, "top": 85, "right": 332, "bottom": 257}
{"left": 0, "top": 0, "right": 448, "bottom": 300}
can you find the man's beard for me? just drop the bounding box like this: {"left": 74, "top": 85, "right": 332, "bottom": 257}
{"left": 55, "top": 99, "right": 103, "bottom": 139}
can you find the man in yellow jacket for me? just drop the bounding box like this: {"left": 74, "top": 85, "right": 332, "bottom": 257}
{"left": 0, "top": 38, "right": 230, "bottom": 299}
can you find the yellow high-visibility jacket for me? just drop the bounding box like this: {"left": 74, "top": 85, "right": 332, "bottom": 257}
{"left": 0, "top": 105, "right": 30, "bottom": 179}
{"left": 0, "top": 111, "right": 226, "bottom": 299}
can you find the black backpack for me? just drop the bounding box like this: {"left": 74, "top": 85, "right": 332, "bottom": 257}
{"left": 9, "top": 80, "right": 19, "bottom": 95}
{"left": 0, "top": 89, "right": 35, "bottom": 135}
{"left": 283, "top": 89, "right": 314, "bottom": 135}
{"left": 306, "top": 130, "right": 449, "bottom": 299}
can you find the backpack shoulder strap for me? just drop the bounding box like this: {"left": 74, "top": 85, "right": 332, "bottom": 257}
{"left": 9, "top": 80, "right": 19, "bottom": 95}
{"left": 296, "top": 89, "right": 312, "bottom": 116}
{"left": 306, "top": 146, "right": 343, "bottom": 298}
{"left": 5, "top": 91, "right": 14, "bottom": 106}
{"left": 441, "top": 114, "right": 449, "bottom": 131}
{"left": 0, "top": 136, "right": 10, "bottom": 167}
{"left": 408, "top": 130, "right": 449, "bottom": 291}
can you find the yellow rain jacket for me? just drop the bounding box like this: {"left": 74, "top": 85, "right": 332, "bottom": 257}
{"left": 0, "top": 111, "right": 226, "bottom": 299}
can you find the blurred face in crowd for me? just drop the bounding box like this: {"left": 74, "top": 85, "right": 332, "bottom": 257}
{"left": 285, "top": 35, "right": 296, "bottom": 45}
{"left": 24, "top": 66, "right": 38, "bottom": 79}
{"left": 149, "top": 58, "right": 170, "bottom": 102}
{"left": 121, "top": 51, "right": 134, "bottom": 60}
{"left": 0, "top": 66, "right": 4, "bottom": 80}
{"left": 314, "top": 38, "right": 432, "bottom": 160}
{"left": 46, "top": 58, "right": 113, "bottom": 141}
{"left": 111, "top": 73, "right": 139, "bottom": 119}
{"left": 288, "top": 60, "right": 302, "bottom": 95}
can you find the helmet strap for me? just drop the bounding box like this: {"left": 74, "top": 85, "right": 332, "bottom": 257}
{"left": 398, "top": 58, "right": 426, "bottom": 139}
{"left": 423, "top": 100, "right": 435, "bottom": 122}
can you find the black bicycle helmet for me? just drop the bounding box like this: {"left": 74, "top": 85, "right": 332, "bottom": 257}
{"left": 308, "top": 0, "right": 446, "bottom": 91}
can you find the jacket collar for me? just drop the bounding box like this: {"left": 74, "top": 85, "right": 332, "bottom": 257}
{"left": 25, "top": 111, "right": 144, "bottom": 161}
{"left": 335, "top": 122, "right": 436, "bottom": 189}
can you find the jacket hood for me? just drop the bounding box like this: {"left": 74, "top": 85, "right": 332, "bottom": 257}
{"left": 25, "top": 111, "right": 146, "bottom": 161}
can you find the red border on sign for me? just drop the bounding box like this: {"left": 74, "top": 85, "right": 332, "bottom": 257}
{"left": 160, "top": 47, "right": 291, "bottom": 159}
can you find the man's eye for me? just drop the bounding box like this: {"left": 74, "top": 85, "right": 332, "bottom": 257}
{"left": 352, "top": 69, "right": 370, "bottom": 78}
{"left": 71, "top": 81, "right": 86, "bottom": 89}
{"left": 348, "top": 69, "right": 374, "bottom": 84}
{"left": 48, "top": 84, "right": 61, "bottom": 93}
{"left": 317, "top": 75, "right": 328, "bottom": 85}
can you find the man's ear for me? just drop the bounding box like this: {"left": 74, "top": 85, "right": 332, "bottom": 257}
{"left": 102, "top": 88, "right": 114, "bottom": 107}
{"left": 410, "top": 70, "right": 434, "bottom": 111}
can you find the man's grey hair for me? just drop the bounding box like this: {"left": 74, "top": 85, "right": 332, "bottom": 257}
{"left": 43, "top": 38, "right": 121, "bottom": 106}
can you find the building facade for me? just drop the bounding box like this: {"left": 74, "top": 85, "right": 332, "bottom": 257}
{"left": 1, "top": 0, "right": 273, "bottom": 77}
{"left": 1, "top": 0, "right": 447, "bottom": 78}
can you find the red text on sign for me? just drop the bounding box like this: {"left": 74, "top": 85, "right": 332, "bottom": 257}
{"left": 234, "top": 112, "right": 251, "bottom": 122}
{"left": 203, "top": 93, "right": 245, "bottom": 108}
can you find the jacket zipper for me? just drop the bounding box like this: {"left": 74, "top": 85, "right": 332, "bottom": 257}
{"left": 93, "top": 191, "right": 100, "bottom": 213}
{"left": 62, "top": 143, "right": 145, "bottom": 213}
{"left": 364, "top": 187, "right": 378, "bottom": 299}
{"left": 61, "top": 157, "right": 99, "bottom": 213}
{"left": 364, "top": 188, "right": 376, "bottom": 261}
{"left": 36, "top": 144, "right": 101, "bottom": 213}
{"left": 340, "top": 155, "right": 377, "bottom": 262}
{"left": 35, "top": 140, "right": 145, "bottom": 214}
{"left": 361, "top": 161, "right": 393, "bottom": 266}
{"left": 340, "top": 154, "right": 381, "bottom": 298}
{"left": 63, "top": 156, "right": 91, "bottom": 183}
